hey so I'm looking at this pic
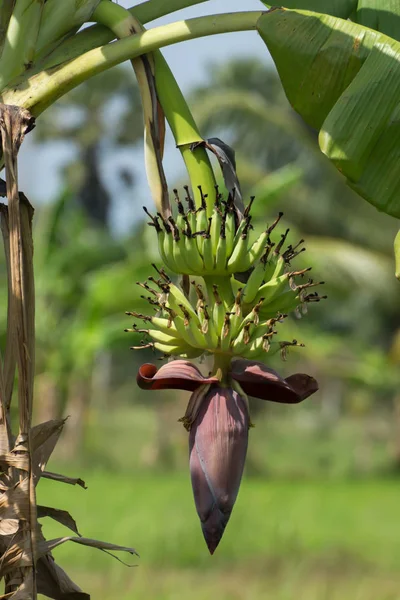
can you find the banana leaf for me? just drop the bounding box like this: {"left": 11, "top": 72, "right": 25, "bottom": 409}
{"left": 355, "top": 0, "right": 400, "bottom": 41}
{"left": 257, "top": 8, "right": 400, "bottom": 218}
{"left": 261, "top": 0, "right": 356, "bottom": 18}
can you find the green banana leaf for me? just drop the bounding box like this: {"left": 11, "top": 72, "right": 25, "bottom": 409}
{"left": 355, "top": 0, "right": 400, "bottom": 40}
{"left": 261, "top": 0, "right": 400, "bottom": 38}
{"left": 257, "top": 8, "right": 400, "bottom": 218}
{"left": 261, "top": 0, "right": 356, "bottom": 18}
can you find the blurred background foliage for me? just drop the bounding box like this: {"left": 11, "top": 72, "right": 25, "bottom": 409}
{"left": 9, "top": 58, "right": 400, "bottom": 599}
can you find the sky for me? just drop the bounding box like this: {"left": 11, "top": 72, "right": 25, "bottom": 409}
{"left": 19, "top": 0, "right": 271, "bottom": 232}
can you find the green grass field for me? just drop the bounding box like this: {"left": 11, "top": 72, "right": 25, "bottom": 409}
{"left": 37, "top": 471, "right": 400, "bottom": 599}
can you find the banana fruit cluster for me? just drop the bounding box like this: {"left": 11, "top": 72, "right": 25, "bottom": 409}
{"left": 128, "top": 193, "right": 326, "bottom": 362}
{"left": 145, "top": 187, "right": 285, "bottom": 276}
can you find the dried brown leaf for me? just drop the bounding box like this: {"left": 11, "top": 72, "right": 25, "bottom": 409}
{"left": 0, "top": 571, "right": 33, "bottom": 599}
{"left": 38, "top": 536, "right": 138, "bottom": 561}
{"left": 0, "top": 536, "right": 32, "bottom": 575}
{"left": 30, "top": 419, "right": 65, "bottom": 482}
{"left": 37, "top": 507, "right": 80, "bottom": 536}
{"left": 41, "top": 472, "right": 87, "bottom": 489}
{"left": 0, "top": 103, "right": 37, "bottom": 597}
{"left": 0, "top": 478, "right": 30, "bottom": 521}
{"left": 0, "top": 519, "right": 19, "bottom": 536}
{"left": 0, "top": 454, "right": 29, "bottom": 471}
{"left": 36, "top": 555, "right": 89, "bottom": 600}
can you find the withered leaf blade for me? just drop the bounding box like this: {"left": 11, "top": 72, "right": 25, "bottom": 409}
{"left": 37, "top": 554, "right": 89, "bottom": 600}
{"left": 38, "top": 537, "right": 138, "bottom": 561}
{"left": 0, "top": 518, "right": 19, "bottom": 535}
{"left": 37, "top": 506, "right": 80, "bottom": 536}
{"left": 41, "top": 472, "right": 87, "bottom": 489}
{"left": 0, "top": 478, "right": 30, "bottom": 521}
{"left": 0, "top": 571, "right": 33, "bottom": 600}
{"left": 201, "top": 137, "right": 244, "bottom": 215}
{"left": 31, "top": 419, "right": 66, "bottom": 482}
{"left": 0, "top": 538, "right": 32, "bottom": 575}
{"left": 0, "top": 453, "right": 29, "bottom": 470}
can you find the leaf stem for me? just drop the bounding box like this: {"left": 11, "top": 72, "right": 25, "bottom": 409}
{"left": 0, "top": 0, "right": 44, "bottom": 89}
{"left": 153, "top": 51, "right": 216, "bottom": 210}
{"left": 2, "top": 10, "right": 263, "bottom": 123}
{"left": 45, "top": 0, "right": 212, "bottom": 68}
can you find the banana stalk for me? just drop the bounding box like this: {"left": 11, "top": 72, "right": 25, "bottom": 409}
{"left": 152, "top": 51, "right": 216, "bottom": 213}
{"left": 92, "top": 1, "right": 169, "bottom": 216}
{"left": 44, "top": 0, "right": 212, "bottom": 69}
{"left": 35, "top": 0, "right": 102, "bottom": 61}
{"left": 0, "top": 0, "right": 15, "bottom": 59}
{"left": 1, "top": 11, "right": 263, "bottom": 148}
{"left": 0, "top": 0, "right": 44, "bottom": 89}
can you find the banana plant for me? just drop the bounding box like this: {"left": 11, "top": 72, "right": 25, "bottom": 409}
{"left": 0, "top": 1, "right": 399, "bottom": 219}
{"left": 0, "top": 0, "right": 398, "bottom": 587}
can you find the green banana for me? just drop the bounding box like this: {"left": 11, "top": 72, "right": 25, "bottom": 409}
{"left": 174, "top": 314, "right": 204, "bottom": 348}
{"left": 143, "top": 208, "right": 174, "bottom": 272}
{"left": 215, "top": 226, "right": 227, "bottom": 272}
{"left": 149, "top": 316, "right": 178, "bottom": 335}
{"left": 227, "top": 234, "right": 251, "bottom": 272}
{"left": 229, "top": 288, "right": 243, "bottom": 337}
{"left": 202, "top": 227, "right": 215, "bottom": 272}
{"left": 210, "top": 203, "right": 222, "bottom": 257}
{"left": 159, "top": 215, "right": 179, "bottom": 274}
{"left": 242, "top": 261, "right": 268, "bottom": 305}
{"left": 253, "top": 272, "right": 290, "bottom": 306}
{"left": 154, "top": 341, "right": 195, "bottom": 355}
{"left": 169, "top": 217, "right": 191, "bottom": 274}
{"left": 179, "top": 348, "right": 205, "bottom": 359}
{"left": 195, "top": 207, "right": 208, "bottom": 255}
{"left": 166, "top": 283, "right": 198, "bottom": 321}
{"left": 231, "top": 320, "right": 254, "bottom": 355}
{"left": 220, "top": 312, "right": 233, "bottom": 353}
{"left": 211, "top": 286, "right": 225, "bottom": 335}
{"left": 225, "top": 205, "right": 236, "bottom": 260}
{"left": 233, "top": 215, "right": 251, "bottom": 247}
{"left": 197, "top": 302, "right": 218, "bottom": 348}
{"left": 147, "top": 328, "right": 181, "bottom": 345}
{"left": 259, "top": 291, "right": 300, "bottom": 320}
{"left": 236, "top": 229, "right": 269, "bottom": 272}
{"left": 241, "top": 335, "right": 264, "bottom": 359}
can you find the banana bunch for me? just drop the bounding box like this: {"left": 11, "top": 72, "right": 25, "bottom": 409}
{"left": 128, "top": 198, "right": 326, "bottom": 362}
{"left": 144, "top": 187, "right": 291, "bottom": 276}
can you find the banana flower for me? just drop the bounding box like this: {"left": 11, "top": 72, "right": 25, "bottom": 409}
{"left": 137, "top": 359, "right": 317, "bottom": 553}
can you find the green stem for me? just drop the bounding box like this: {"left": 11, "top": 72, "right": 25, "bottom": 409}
{"left": 2, "top": 11, "right": 263, "bottom": 119}
{"left": 211, "top": 353, "right": 232, "bottom": 383}
{"left": 35, "top": 0, "right": 102, "bottom": 61}
{"left": 92, "top": 1, "right": 171, "bottom": 216}
{"left": 203, "top": 275, "right": 234, "bottom": 307}
{"left": 92, "top": 0, "right": 215, "bottom": 210}
{"left": 0, "top": 0, "right": 16, "bottom": 60}
{"left": 0, "top": 0, "right": 44, "bottom": 89}
{"left": 153, "top": 52, "right": 216, "bottom": 211}
{"left": 43, "top": 0, "right": 212, "bottom": 69}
